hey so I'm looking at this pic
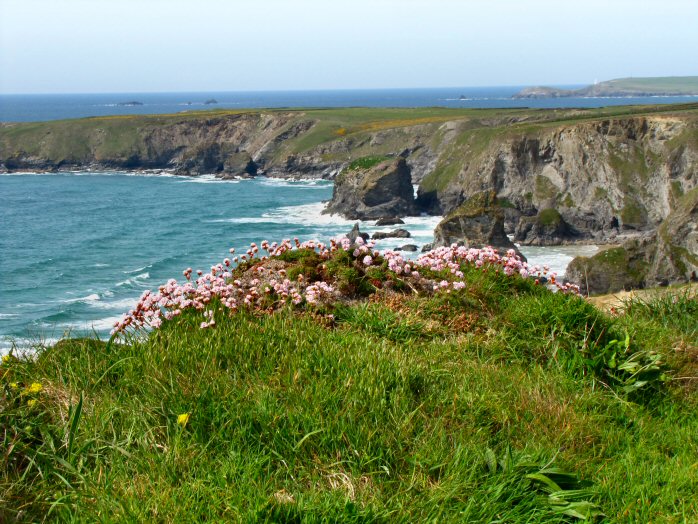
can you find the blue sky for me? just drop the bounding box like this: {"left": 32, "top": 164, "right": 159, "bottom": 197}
{"left": 1, "top": 0, "right": 697, "bottom": 94}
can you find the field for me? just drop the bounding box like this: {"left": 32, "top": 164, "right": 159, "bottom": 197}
{"left": 2, "top": 242, "right": 697, "bottom": 522}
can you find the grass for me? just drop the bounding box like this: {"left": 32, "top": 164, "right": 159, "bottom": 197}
{"left": 2, "top": 247, "right": 697, "bottom": 522}
{"left": 602, "top": 77, "right": 698, "bottom": 94}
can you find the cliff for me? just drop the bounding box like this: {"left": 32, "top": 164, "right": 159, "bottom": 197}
{"left": 417, "top": 110, "right": 698, "bottom": 245}
{"left": 323, "top": 157, "right": 417, "bottom": 220}
{"left": 566, "top": 187, "right": 698, "bottom": 294}
{"left": 2, "top": 104, "right": 698, "bottom": 251}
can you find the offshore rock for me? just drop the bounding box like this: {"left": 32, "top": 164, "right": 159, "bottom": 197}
{"left": 372, "top": 228, "right": 411, "bottom": 240}
{"left": 514, "top": 208, "right": 577, "bottom": 245}
{"left": 346, "top": 223, "right": 370, "bottom": 244}
{"left": 375, "top": 217, "right": 405, "bottom": 226}
{"left": 324, "top": 158, "right": 417, "bottom": 220}
{"left": 433, "top": 190, "right": 521, "bottom": 255}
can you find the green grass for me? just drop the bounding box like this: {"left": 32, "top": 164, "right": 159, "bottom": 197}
{"left": 602, "top": 77, "right": 698, "bottom": 94}
{"left": 2, "top": 250, "right": 697, "bottom": 522}
{"left": 346, "top": 156, "right": 392, "bottom": 171}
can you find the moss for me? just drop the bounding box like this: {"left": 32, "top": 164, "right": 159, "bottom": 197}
{"left": 621, "top": 200, "right": 647, "bottom": 227}
{"left": 537, "top": 208, "right": 563, "bottom": 227}
{"left": 671, "top": 181, "right": 684, "bottom": 199}
{"left": 534, "top": 175, "right": 558, "bottom": 200}
{"left": 594, "top": 187, "right": 608, "bottom": 199}
{"left": 446, "top": 190, "right": 499, "bottom": 219}
{"left": 562, "top": 193, "right": 575, "bottom": 207}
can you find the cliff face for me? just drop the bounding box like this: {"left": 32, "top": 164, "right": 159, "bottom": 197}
{"left": 2, "top": 106, "right": 697, "bottom": 249}
{"left": 323, "top": 158, "right": 417, "bottom": 220}
{"left": 566, "top": 187, "right": 698, "bottom": 294}
{"left": 417, "top": 116, "right": 698, "bottom": 242}
{"left": 0, "top": 110, "right": 447, "bottom": 182}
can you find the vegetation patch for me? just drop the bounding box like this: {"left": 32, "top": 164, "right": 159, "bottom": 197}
{"left": 346, "top": 155, "right": 391, "bottom": 171}
{"left": 1, "top": 242, "right": 697, "bottom": 521}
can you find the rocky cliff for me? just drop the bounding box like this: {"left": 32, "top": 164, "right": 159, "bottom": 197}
{"left": 417, "top": 113, "right": 698, "bottom": 245}
{"left": 0, "top": 109, "right": 453, "bottom": 181}
{"left": 566, "top": 187, "right": 698, "bottom": 294}
{"left": 432, "top": 190, "right": 520, "bottom": 254}
{"left": 2, "top": 105, "right": 698, "bottom": 254}
{"left": 323, "top": 157, "right": 417, "bottom": 220}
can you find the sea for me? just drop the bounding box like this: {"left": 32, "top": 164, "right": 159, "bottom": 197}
{"left": 2, "top": 87, "right": 698, "bottom": 122}
{"left": 4, "top": 86, "right": 695, "bottom": 352}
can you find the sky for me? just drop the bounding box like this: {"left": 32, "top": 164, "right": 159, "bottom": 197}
{"left": 1, "top": 0, "right": 697, "bottom": 94}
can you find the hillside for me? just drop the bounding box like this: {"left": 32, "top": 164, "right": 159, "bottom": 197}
{"left": 2, "top": 238, "right": 697, "bottom": 521}
{"left": 513, "top": 76, "right": 698, "bottom": 99}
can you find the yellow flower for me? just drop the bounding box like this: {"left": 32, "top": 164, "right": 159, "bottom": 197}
{"left": 177, "top": 413, "right": 191, "bottom": 427}
{"left": 2, "top": 355, "right": 10, "bottom": 364}
{"left": 10, "top": 382, "right": 19, "bottom": 390}
{"left": 27, "top": 399, "right": 38, "bottom": 407}
{"left": 25, "top": 382, "right": 43, "bottom": 394}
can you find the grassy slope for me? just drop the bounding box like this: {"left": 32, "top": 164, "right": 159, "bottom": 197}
{"left": 2, "top": 249, "right": 697, "bottom": 522}
{"left": 601, "top": 77, "right": 698, "bottom": 94}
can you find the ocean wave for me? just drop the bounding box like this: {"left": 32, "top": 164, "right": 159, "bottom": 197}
{"left": 89, "top": 297, "right": 139, "bottom": 311}
{"left": 176, "top": 174, "right": 242, "bottom": 184}
{"left": 0, "top": 336, "right": 60, "bottom": 354}
{"left": 209, "top": 202, "right": 442, "bottom": 235}
{"left": 63, "top": 293, "right": 100, "bottom": 304}
{"left": 257, "top": 178, "right": 332, "bottom": 188}
{"left": 82, "top": 316, "right": 124, "bottom": 331}
{"left": 116, "top": 272, "right": 150, "bottom": 287}
{"left": 124, "top": 264, "right": 152, "bottom": 274}
{"left": 518, "top": 244, "right": 599, "bottom": 277}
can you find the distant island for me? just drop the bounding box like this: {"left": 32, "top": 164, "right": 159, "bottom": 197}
{"left": 117, "top": 101, "right": 144, "bottom": 106}
{"left": 513, "top": 76, "right": 698, "bottom": 99}
{"left": 204, "top": 98, "right": 218, "bottom": 105}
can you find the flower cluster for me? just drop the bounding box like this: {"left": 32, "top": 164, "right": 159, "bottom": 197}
{"left": 111, "top": 237, "right": 579, "bottom": 337}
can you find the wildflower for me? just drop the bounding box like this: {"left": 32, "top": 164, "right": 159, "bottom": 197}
{"left": 10, "top": 382, "right": 18, "bottom": 390}
{"left": 27, "top": 399, "right": 38, "bottom": 407}
{"left": 177, "top": 413, "right": 191, "bottom": 427}
{"left": 2, "top": 355, "right": 10, "bottom": 364}
{"left": 25, "top": 382, "right": 42, "bottom": 394}
{"left": 363, "top": 255, "right": 373, "bottom": 266}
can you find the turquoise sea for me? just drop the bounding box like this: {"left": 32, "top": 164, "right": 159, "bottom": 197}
{"left": 0, "top": 172, "right": 599, "bottom": 351}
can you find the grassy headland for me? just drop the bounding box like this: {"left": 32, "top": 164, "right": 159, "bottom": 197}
{"left": 2, "top": 103, "right": 698, "bottom": 173}
{"left": 514, "top": 77, "right": 698, "bottom": 99}
{"left": 1, "top": 241, "right": 696, "bottom": 522}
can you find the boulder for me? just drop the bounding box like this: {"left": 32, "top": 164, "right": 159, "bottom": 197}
{"left": 514, "top": 208, "right": 577, "bottom": 245}
{"left": 399, "top": 244, "right": 418, "bottom": 252}
{"left": 421, "top": 243, "right": 434, "bottom": 252}
{"left": 372, "top": 228, "right": 411, "bottom": 240}
{"left": 323, "top": 158, "right": 417, "bottom": 220}
{"left": 375, "top": 217, "right": 405, "bottom": 226}
{"left": 433, "top": 190, "right": 522, "bottom": 255}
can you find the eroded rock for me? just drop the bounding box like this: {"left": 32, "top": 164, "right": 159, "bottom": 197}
{"left": 323, "top": 158, "right": 417, "bottom": 220}
{"left": 433, "top": 190, "right": 521, "bottom": 255}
